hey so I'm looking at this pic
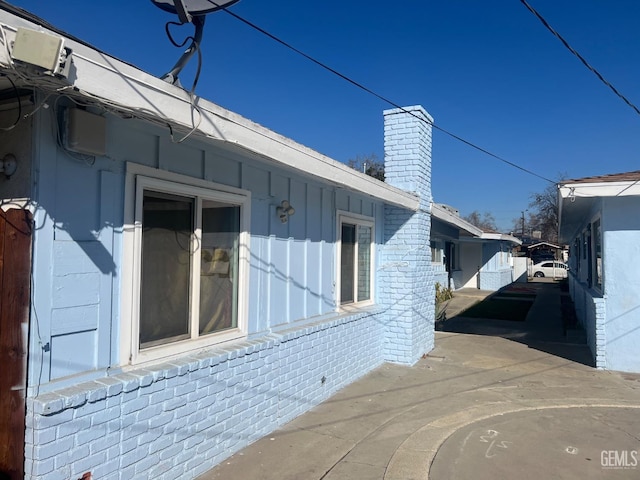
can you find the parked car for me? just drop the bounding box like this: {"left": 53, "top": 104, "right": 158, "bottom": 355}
{"left": 531, "top": 261, "right": 568, "bottom": 278}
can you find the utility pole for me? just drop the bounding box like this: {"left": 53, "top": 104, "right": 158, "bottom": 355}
{"left": 521, "top": 211, "right": 525, "bottom": 238}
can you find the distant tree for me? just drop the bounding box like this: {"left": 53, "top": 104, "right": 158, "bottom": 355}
{"left": 463, "top": 210, "right": 498, "bottom": 232}
{"left": 346, "top": 153, "right": 384, "bottom": 181}
{"left": 521, "top": 174, "right": 567, "bottom": 243}
{"left": 528, "top": 183, "right": 560, "bottom": 243}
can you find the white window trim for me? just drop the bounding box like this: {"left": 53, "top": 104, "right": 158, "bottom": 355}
{"left": 121, "top": 163, "right": 251, "bottom": 366}
{"left": 336, "top": 210, "right": 375, "bottom": 309}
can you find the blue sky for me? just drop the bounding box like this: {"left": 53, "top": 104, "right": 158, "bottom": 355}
{"left": 10, "top": 1, "right": 640, "bottom": 231}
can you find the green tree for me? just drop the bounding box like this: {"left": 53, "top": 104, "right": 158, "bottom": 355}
{"left": 346, "top": 153, "right": 384, "bottom": 181}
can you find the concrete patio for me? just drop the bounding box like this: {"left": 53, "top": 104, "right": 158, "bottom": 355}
{"left": 200, "top": 282, "right": 640, "bottom": 479}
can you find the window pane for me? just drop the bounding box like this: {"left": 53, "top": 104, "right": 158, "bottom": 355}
{"left": 594, "top": 220, "right": 602, "bottom": 288}
{"left": 357, "top": 225, "right": 371, "bottom": 301}
{"left": 341, "top": 224, "right": 356, "bottom": 303}
{"left": 140, "top": 191, "right": 192, "bottom": 347}
{"left": 199, "top": 202, "right": 240, "bottom": 335}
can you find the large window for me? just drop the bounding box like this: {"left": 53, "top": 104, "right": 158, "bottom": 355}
{"left": 123, "top": 169, "right": 250, "bottom": 364}
{"left": 338, "top": 213, "right": 374, "bottom": 306}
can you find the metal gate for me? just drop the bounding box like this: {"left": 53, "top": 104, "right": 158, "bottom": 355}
{"left": 0, "top": 208, "right": 32, "bottom": 480}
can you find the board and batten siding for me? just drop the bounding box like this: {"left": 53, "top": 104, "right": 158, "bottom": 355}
{"left": 28, "top": 110, "right": 381, "bottom": 389}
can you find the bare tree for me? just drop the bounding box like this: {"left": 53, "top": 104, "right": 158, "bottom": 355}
{"left": 463, "top": 210, "right": 498, "bottom": 232}
{"left": 346, "top": 153, "right": 384, "bottom": 181}
{"left": 518, "top": 174, "right": 567, "bottom": 243}
{"left": 528, "top": 183, "right": 560, "bottom": 243}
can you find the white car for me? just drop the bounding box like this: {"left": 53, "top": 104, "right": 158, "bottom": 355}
{"left": 531, "top": 261, "right": 568, "bottom": 278}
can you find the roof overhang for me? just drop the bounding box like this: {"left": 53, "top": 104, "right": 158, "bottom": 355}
{"left": 0, "top": 6, "right": 419, "bottom": 211}
{"left": 431, "top": 203, "right": 483, "bottom": 237}
{"left": 479, "top": 232, "right": 522, "bottom": 245}
{"left": 558, "top": 181, "right": 640, "bottom": 200}
{"left": 557, "top": 179, "right": 640, "bottom": 243}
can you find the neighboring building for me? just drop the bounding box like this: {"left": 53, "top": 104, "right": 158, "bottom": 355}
{"left": 558, "top": 171, "right": 640, "bottom": 373}
{"left": 0, "top": 6, "right": 436, "bottom": 479}
{"left": 431, "top": 203, "right": 521, "bottom": 291}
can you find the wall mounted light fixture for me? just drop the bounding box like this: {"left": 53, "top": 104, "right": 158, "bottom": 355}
{"left": 0, "top": 154, "right": 17, "bottom": 178}
{"left": 276, "top": 200, "right": 295, "bottom": 223}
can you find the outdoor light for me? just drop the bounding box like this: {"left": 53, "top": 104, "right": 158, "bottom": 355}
{"left": 276, "top": 200, "right": 295, "bottom": 223}
{"left": 0, "top": 154, "right": 17, "bottom": 178}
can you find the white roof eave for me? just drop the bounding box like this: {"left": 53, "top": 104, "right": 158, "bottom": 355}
{"left": 431, "top": 203, "right": 483, "bottom": 237}
{"left": 0, "top": 9, "right": 419, "bottom": 211}
{"left": 559, "top": 181, "right": 640, "bottom": 199}
{"left": 480, "top": 232, "right": 522, "bottom": 245}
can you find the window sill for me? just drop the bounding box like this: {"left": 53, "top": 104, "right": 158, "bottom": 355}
{"left": 338, "top": 300, "right": 376, "bottom": 313}
{"left": 130, "top": 328, "right": 247, "bottom": 368}
{"left": 270, "top": 304, "right": 383, "bottom": 339}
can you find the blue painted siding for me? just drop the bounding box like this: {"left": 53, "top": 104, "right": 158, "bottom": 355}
{"left": 29, "top": 111, "right": 386, "bottom": 387}
{"left": 478, "top": 241, "right": 513, "bottom": 291}
{"left": 23, "top": 100, "right": 435, "bottom": 479}
{"left": 601, "top": 197, "right": 640, "bottom": 372}
{"left": 567, "top": 196, "right": 640, "bottom": 372}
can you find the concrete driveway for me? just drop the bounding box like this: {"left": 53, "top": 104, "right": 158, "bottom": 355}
{"left": 200, "top": 283, "right": 640, "bottom": 479}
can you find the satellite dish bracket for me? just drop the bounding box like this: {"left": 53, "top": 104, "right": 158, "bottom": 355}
{"left": 152, "top": 0, "right": 241, "bottom": 86}
{"left": 161, "top": 15, "right": 205, "bottom": 85}
{"left": 173, "top": 0, "right": 192, "bottom": 24}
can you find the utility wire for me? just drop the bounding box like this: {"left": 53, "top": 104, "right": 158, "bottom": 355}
{"left": 520, "top": 0, "right": 640, "bottom": 117}
{"left": 209, "top": 1, "right": 555, "bottom": 184}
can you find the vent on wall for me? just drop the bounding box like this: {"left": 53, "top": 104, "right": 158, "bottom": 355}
{"left": 64, "top": 109, "right": 107, "bottom": 157}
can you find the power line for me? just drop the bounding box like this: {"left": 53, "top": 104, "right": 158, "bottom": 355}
{"left": 520, "top": 0, "right": 640, "bottom": 117}
{"left": 209, "top": 1, "right": 555, "bottom": 184}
